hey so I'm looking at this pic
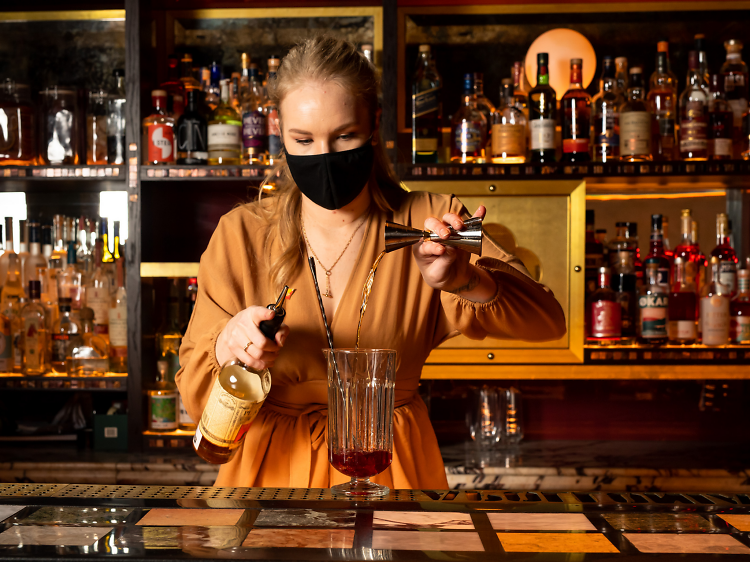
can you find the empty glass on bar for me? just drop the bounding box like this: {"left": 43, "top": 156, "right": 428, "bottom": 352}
{"left": 325, "top": 348, "right": 396, "bottom": 498}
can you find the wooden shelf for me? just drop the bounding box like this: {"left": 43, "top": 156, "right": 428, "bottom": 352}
{"left": 142, "top": 429, "right": 194, "bottom": 450}
{"left": 0, "top": 165, "right": 125, "bottom": 180}
{"left": 0, "top": 372, "right": 128, "bottom": 390}
{"left": 140, "top": 164, "right": 269, "bottom": 181}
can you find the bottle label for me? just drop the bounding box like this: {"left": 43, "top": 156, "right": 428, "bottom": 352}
{"left": 594, "top": 112, "right": 619, "bottom": 149}
{"left": 454, "top": 122, "right": 483, "bottom": 154}
{"left": 563, "top": 137, "right": 590, "bottom": 154}
{"left": 197, "top": 376, "right": 266, "bottom": 447}
{"left": 639, "top": 294, "right": 668, "bottom": 338}
{"left": 711, "top": 138, "right": 733, "bottom": 157}
{"left": 179, "top": 394, "right": 195, "bottom": 426}
{"left": 23, "top": 319, "right": 42, "bottom": 370}
{"left": 109, "top": 303, "right": 127, "bottom": 347}
{"left": 176, "top": 119, "right": 207, "bottom": 154}
{"left": 701, "top": 295, "right": 730, "bottom": 345}
{"left": 0, "top": 316, "right": 10, "bottom": 372}
{"left": 668, "top": 320, "right": 697, "bottom": 341}
{"left": 731, "top": 316, "right": 750, "bottom": 343}
{"left": 414, "top": 138, "right": 438, "bottom": 152}
{"left": 242, "top": 111, "right": 267, "bottom": 151}
{"left": 657, "top": 116, "right": 675, "bottom": 137}
{"left": 208, "top": 123, "right": 241, "bottom": 150}
{"left": 620, "top": 112, "right": 652, "bottom": 156}
{"left": 147, "top": 124, "right": 175, "bottom": 163}
{"left": 413, "top": 86, "right": 440, "bottom": 118}
{"left": 590, "top": 300, "right": 621, "bottom": 338}
{"left": 719, "top": 261, "right": 737, "bottom": 294}
{"left": 87, "top": 288, "right": 110, "bottom": 327}
{"left": 680, "top": 115, "right": 707, "bottom": 152}
{"left": 530, "top": 119, "right": 555, "bottom": 150}
{"left": 491, "top": 123, "right": 525, "bottom": 157}
{"left": 728, "top": 98, "right": 748, "bottom": 127}
{"left": 51, "top": 333, "right": 70, "bottom": 364}
{"left": 150, "top": 393, "right": 178, "bottom": 430}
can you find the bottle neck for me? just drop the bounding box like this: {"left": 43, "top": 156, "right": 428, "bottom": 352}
{"left": 153, "top": 97, "right": 167, "bottom": 114}
{"left": 569, "top": 66, "right": 583, "bottom": 89}
{"left": 739, "top": 276, "right": 750, "bottom": 294}
{"left": 537, "top": 64, "right": 550, "bottom": 86}
{"left": 598, "top": 271, "right": 610, "bottom": 289}
{"left": 680, "top": 216, "right": 693, "bottom": 245}
{"left": 650, "top": 229, "right": 664, "bottom": 255}
{"left": 687, "top": 68, "right": 703, "bottom": 87}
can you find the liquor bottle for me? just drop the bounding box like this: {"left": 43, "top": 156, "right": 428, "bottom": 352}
{"left": 0, "top": 217, "right": 15, "bottom": 294}
{"left": 672, "top": 209, "right": 698, "bottom": 285}
{"left": 473, "top": 72, "right": 495, "bottom": 150}
{"left": 86, "top": 90, "right": 109, "bottom": 165}
{"left": 241, "top": 65, "right": 267, "bottom": 164}
{"left": 614, "top": 57, "right": 628, "bottom": 96}
{"left": 692, "top": 219, "right": 708, "bottom": 295}
{"left": 20, "top": 280, "right": 48, "bottom": 376}
{"left": 638, "top": 262, "right": 669, "bottom": 346}
{"left": 0, "top": 253, "right": 23, "bottom": 308}
{"left": 2, "top": 298, "right": 21, "bottom": 372}
{"left": 711, "top": 212, "right": 738, "bottom": 297}
{"left": 204, "top": 61, "right": 221, "bottom": 112}
{"left": 721, "top": 40, "right": 749, "bottom": 140}
{"left": 701, "top": 256, "right": 730, "bottom": 346}
{"left": 207, "top": 80, "right": 242, "bottom": 166}
{"left": 608, "top": 222, "right": 638, "bottom": 270}
{"left": 584, "top": 210, "right": 604, "bottom": 295}
{"left": 731, "top": 268, "right": 750, "bottom": 344}
{"left": 645, "top": 214, "right": 671, "bottom": 287}
{"left": 57, "top": 241, "right": 82, "bottom": 310}
{"left": 148, "top": 360, "right": 178, "bottom": 432}
{"left": 264, "top": 56, "right": 281, "bottom": 163}
{"left": 157, "top": 279, "right": 182, "bottom": 382}
{"left": 561, "top": 58, "right": 591, "bottom": 162}
{"left": 511, "top": 61, "right": 529, "bottom": 118}
{"left": 668, "top": 256, "right": 697, "bottom": 344}
{"left": 193, "top": 288, "right": 286, "bottom": 464}
{"left": 612, "top": 255, "right": 638, "bottom": 344}
{"left": 76, "top": 217, "right": 94, "bottom": 285}
{"left": 161, "top": 55, "right": 185, "bottom": 118}
{"left": 16, "top": 220, "right": 28, "bottom": 291}
{"left": 179, "top": 54, "right": 201, "bottom": 95}
{"left": 50, "top": 297, "right": 82, "bottom": 373}
{"left": 176, "top": 89, "right": 208, "bottom": 165}
{"left": 109, "top": 259, "right": 127, "bottom": 373}
{"left": 0, "top": 306, "right": 10, "bottom": 372}
{"left": 142, "top": 90, "right": 175, "bottom": 165}
{"left": 619, "top": 67, "right": 652, "bottom": 162}
{"left": 708, "top": 74, "right": 735, "bottom": 160}
{"left": 648, "top": 52, "right": 677, "bottom": 161}
{"left": 679, "top": 51, "right": 709, "bottom": 161}
{"left": 67, "top": 307, "right": 109, "bottom": 376}
{"left": 450, "top": 73, "right": 487, "bottom": 163}
{"left": 84, "top": 243, "right": 111, "bottom": 341}
{"left": 490, "top": 79, "right": 526, "bottom": 164}
{"left": 694, "top": 34, "right": 711, "bottom": 92}
{"left": 586, "top": 266, "right": 621, "bottom": 343}
{"left": 230, "top": 72, "right": 242, "bottom": 114}
{"left": 529, "top": 52, "right": 557, "bottom": 163}
{"left": 411, "top": 45, "right": 442, "bottom": 164}
{"left": 650, "top": 40, "right": 679, "bottom": 90}
{"left": 41, "top": 224, "right": 53, "bottom": 262}
{"left": 592, "top": 56, "right": 621, "bottom": 162}
{"left": 238, "top": 53, "right": 251, "bottom": 103}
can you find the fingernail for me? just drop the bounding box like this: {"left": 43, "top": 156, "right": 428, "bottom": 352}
{"left": 441, "top": 228, "right": 450, "bottom": 237}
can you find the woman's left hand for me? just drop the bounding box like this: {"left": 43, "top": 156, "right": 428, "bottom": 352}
{"left": 413, "top": 205, "right": 496, "bottom": 302}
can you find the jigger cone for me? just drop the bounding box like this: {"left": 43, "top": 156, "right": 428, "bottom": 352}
{"left": 385, "top": 217, "right": 483, "bottom": 255}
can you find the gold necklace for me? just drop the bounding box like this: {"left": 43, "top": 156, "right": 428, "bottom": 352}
{"left": 302, "top": 217, "right": 367, "bottom": 298}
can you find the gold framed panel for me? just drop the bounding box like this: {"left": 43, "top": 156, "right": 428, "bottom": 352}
{"left": 397, "top": 1, "right": 750, "bottom": 133}
{"left": 165, "top": 7, "right": 383, "bottom": 69}
{"left": 405, "top": 179, "right": 585, "bottom": 366}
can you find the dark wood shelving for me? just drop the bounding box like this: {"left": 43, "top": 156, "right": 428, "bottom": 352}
{"left": 140, "top": 164, "right": 270, "bottom": 181}
{"left": 585, "top": 344, "right": 750, "bottom": 364}
{"left": 142, "top": 429, "right": 194, "bottom": 450}
{"left": 0, "top": 373, "right": 128, "bottom": 391}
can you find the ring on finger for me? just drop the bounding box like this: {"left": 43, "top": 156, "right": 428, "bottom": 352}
{"left": 243, "top": 341, "right": 252, "bottom": 353}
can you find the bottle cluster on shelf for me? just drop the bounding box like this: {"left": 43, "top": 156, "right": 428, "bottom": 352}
{"left": 585, "top": 209, "right": 748, "bottom": 347}
{"left": 147, "top": 277, "right": 198, "bottom": 434}
{"left": 142, "top": 47, "right": 373, "bottom": 167}
{"left": 0, "top": 71, "right": 127, "bottom": 166}
{"left": 0, "top": 216, "right": 127, "bottom": 376}
{"left": 412, "top": 37, "right": 750, "bottom": 165}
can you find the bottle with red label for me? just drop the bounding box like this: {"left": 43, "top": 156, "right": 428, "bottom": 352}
{"left": 142, "top": 90, "right": 175, "bottom": 165}
{"left": 711, "top": 213, "right": 738, "bottom": 297}
{"left": 668, "top": 256, "right": 697, "bottom": 345}
{"left": 587, "top": 266, "right": 621, "bottom": 344}
{"left": 561, "top": 58, "right": 591, "bottom": 162}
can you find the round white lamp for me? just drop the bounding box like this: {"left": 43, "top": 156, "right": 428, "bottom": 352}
{"left": 525, "top": 29, "right": 597, "bottom": 95}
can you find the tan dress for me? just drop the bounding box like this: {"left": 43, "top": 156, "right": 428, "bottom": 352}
{"left": 176, "top": 189, "right": 566, "bottom": 489}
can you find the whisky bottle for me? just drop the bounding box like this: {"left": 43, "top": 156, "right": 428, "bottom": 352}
{"left": 511, "top": 61, "right": 529, "bottom": 118}
{"left": 638, "top": 262, "right": 669, "bottom": 346}
{"left": 679, "top": 51, "right": 709, "bottom": 161}
{"left": 707, "top": 74, "right": 734, "bottom": 160}
{"left": 57, "top": 241, "right": 82, "bottom": 310}
{"left": 701, "top": 256, "right": 730, "bottom": 346}
{"left": 207, "top": 80, "right": 242, "bottom": 165}
{"left": 586, "top": 267, "right": 621, "bottom": 343}
{"left": 620, "top": 67, "right": 652, "bottom": 162}
{"left": 491, "top": 79, "right": 526, "bottom": 164}
{"left": 108, "top": 259, "right": 127, "bottom": 373}
{"left": 720, "top": 39, "right": 748, "bottom": 149}
{"left": 561, "top": 58, "right": 591, "bottom": 162}
{"left": 2, "top": 298, "right": 21, "bottom": 372}
{"left": 1, "top": 252, "right": 24, "bottom": 309}
{"left": 148, "top": 360, "right": 178, "bottom": 432}
{"left": 648, "top": 52, "right": 677, "bottom": 161}
{"left": 592, "top": 56, "right": 621, "bottom": 162}
{"left": 21, "top": 280, "right": 48, "bottom": 376}
{"left": 668, "top": 256, "right": 697, "bottom": 345}
{"left": 194, "top": 286, "right": 288, "bottom": 464}
{"left": 142, "top": 90, "right": 175, "bottom": 165}
{"left": 411, "top": 44, "right": 442, "bottom": 164}
{"left": 644, "top": 214, "right": 671, "bottom": 287}
{"left": 711, "top": 213, "right": 738, "bottom": 297}
{"left": 67, "top": 307, "right": 109, "bottom": 376}
{"left": 529, "top": 52, "right": 557, "bottom": 163}
{"left": 614, "top": 57, "right": 628, "bottom": 96}
{"left": 450, "top": 73, "right": 487, "bottom": 163}
{"left": 50, "top": 297, "right": 82, "bottom": 374}
{"left": 730, "top": 269, "right": 750, "bottom": 344}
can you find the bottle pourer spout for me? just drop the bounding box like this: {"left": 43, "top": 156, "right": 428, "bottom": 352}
{"left": 385, "top": 217, "right": 483, "bottom": 255}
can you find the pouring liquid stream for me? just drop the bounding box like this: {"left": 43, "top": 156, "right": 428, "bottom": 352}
{"left": 355, "top": 250, "right": 387, "bottom": 350}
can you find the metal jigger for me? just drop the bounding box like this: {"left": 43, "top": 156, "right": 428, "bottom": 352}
{"left": 385, "top": 217, "right": 483, "bottom": 255}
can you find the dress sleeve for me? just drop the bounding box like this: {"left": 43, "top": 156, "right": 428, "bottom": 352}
{"left": 433, "top": 195, "right": 567, "bottom": 345}
{"left": 176, "top": 213, "right": 247, "bottom": 424}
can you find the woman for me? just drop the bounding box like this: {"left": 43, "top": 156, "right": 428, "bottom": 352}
{"left": 177, "top": 36, "right": 566, "bottom": 489}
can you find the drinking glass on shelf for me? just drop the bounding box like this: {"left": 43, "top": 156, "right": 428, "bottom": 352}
{"left": 325, "top": 348, "right": 396, "bottom": 498}
{"left": 504, "top": 386, "right": 524, "bottom": 445}
{"left": 466, "top": 385, "right": 504, "bottom": 450}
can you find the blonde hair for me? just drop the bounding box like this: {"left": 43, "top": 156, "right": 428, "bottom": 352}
{"left": 247, "top": 36, "right": 405, "bottom": 293}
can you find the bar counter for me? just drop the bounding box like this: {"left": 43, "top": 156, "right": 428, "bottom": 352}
{"left": 1, "top": 484, "right": 750, "bottom": 560}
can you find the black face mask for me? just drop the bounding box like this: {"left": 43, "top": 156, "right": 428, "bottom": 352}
{"left": 285, "top": 139, "right": 375, "bottom": 210}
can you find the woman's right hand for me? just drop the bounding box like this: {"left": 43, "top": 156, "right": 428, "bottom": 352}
{"left": 215, "top": 305, "right": 290, "bottom": 370}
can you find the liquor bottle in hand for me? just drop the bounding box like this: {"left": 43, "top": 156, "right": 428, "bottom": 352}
{"left": 529, "top": 52, "right": 557, "bottom": 163}
{"left": 679, "top": 51, "right": 709, "bottom": 161}
{"left": 620, "top": 67, "right": 652, "bottom": 162}
{"left": 411, "top": 45, "right": 442, "bottom": 164}
{"left": 561, "top": 58, "right": 591, "bottom": 162}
